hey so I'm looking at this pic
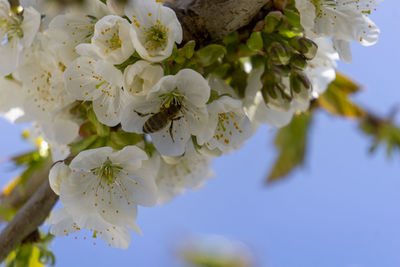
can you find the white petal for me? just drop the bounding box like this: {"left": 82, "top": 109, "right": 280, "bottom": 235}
{"left": 0, "top": 38, "right": 20, "bottom": 76}
{"left": 151, "top": 119, "right": 190, "bottom": 156}
{"left": 69, "top": 147, "right": 113, "bottom": 171}
{"left": 49, "top": 162, "right": 71, "bottom": 195}
{"left": 20, "top": 7, "right": 41, "bottom": 47}
{"left": 123, "top": 60, "right": 164, "bottom": 97}
{"left": 64, "top": 57, "right": 103, "bottom": 100}
{"left": 120, "top": 168, "right": 158, "bottom": 207}
{"left": 109, "top": 145, "right": 148, "bottom": 172}
{"left": 91, "top": 15, "right": 135, "bottom": 64}
{"left": 93, "top": 87, "right": 122, "bottom": 126}
{"left": 176, "top": 69, "right": 210, "bottom": 106}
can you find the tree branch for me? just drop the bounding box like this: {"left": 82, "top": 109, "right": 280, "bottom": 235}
{"left": 167, "top": 0, "right": 269, "bottom": 45}
{"left": 0, "top": 179, "right": 58, "bottom": 262}
{"left": 0, "top": 159, "right": 52, "bottom": 222}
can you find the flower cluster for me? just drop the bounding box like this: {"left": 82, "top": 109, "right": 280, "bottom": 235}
{"left": 0, "top": 0, "right": 381, "bottom": 248}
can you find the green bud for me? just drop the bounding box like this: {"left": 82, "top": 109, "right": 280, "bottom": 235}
{"left": 273, "top": 0, "right": 287, "bottom": 10}
{"left": 289, "top": 37, "right": 318, "bottom": 60}
{"left": 267, "top": 86, "right": 278, "bottom": 99}
{"left": 290, "top": 71, "right": 311, "bottom": 93}
{"left": 261, "top": 69, "right": 278, "bottom": 87}
{"left": 264, "top": 11, "right": 284, "bottom": 33}
{"left": 261, "top": 86, "right": 270, "bottom": 103}
{"left": 268, "top": 42, "right": 291, "bottom": 65}
{"left": 290, "top": 54, "right": 307, "bottom": 70}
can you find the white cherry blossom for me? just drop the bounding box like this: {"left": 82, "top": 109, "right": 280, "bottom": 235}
{"left": 305, "top": 38, "right": 338, "bottom": 96}
{"left": 49, "top": 208, "right": 131, "bottom": 249}
{"left": 47, "top": 0, "right": 109, "bottom": 64}
{"left": 121, "top": 69, "right": 210, "bottom": 156}
{"left": 0, "top": 0, "right": 40, "bottom": 75}
{"left": 58, "top": 146, "right": 158, "bottom": 234}
{"left": 17, "top": 37, "right": 75, "bottom": 124}
{"left": 77, "top": 15, "right": 135, "bottom": 64}
{"left": 199, "top": 95, "right": 253, "bottom": 153}
{"left": 64, "top": 56, "right": 124, "bottom": 126}
{"left": 123, "top": 60, "right": 164, "bottom": 97}
{"left": 124, "top": 0, "right": 183, "bottom": 62}
{"left": 296, "top": 0, "right": 382, "bottom": 62}
{"left": 156, "top": 149, "right": 214, "bottom": 204}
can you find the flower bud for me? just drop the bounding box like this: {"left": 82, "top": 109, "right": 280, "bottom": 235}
{"left": 289, "top": 37, "right": 318, "bottom": 60}
{"left": 273, "top": 0, "right": 287, "bottom": 10}
{"left": 290, "top": 71, "right": 311, "bottom": 93}
{"left": 264, "top": 11, "right": 284, "bottom": 33}
{"left": 268, "top": 42, "right": 291, "bottom": 65}
{"left": 290, "top": 54, "right": 307, "bottom": 70}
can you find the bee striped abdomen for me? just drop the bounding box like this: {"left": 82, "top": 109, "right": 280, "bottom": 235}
{"left": 143, "top": 113, "right": 168, "bottom": 133}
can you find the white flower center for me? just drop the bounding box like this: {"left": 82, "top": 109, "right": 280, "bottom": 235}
{"left": 0, "top": 15, "right": 23, "bottom": 43}
{"left": 144, "top": 22, "right": 168, "bottom": 52}
{"left": 159, "top": 88, "right": 184, "bottom": 108}
{"left": 91, "top": 157, "right": 123, "bottom": 185}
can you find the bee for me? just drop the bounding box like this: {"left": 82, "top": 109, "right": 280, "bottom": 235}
{"left": 135, "top": 98, "right": 183, "bottom": 142}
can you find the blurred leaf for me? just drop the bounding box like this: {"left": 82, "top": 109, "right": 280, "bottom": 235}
{"left": 6, "top": 232, "right": 55, "bottom": 267}
{"left": 196, "top": 44, "right": 227, "bottom": 67}
{"left": 183, "top": 40, "right": 196, "bottom": 59}
{"left": 318, "top": 74, "right": 365, "bottom": 118}
{"left": 331, "top": 73, "right": 361, "bottom": 95}
{"left": 360, "top": 115, "right": 400, "bottom": 157}
{"left": 267, "top": 113, "right": 312, "bottom": 183}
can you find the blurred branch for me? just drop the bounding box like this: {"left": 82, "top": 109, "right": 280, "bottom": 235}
{"left": 0, "top": 179, "right": 58, "bottom": 263}
{"left": 0, "top": 159, "right": 52, "bottom": 222}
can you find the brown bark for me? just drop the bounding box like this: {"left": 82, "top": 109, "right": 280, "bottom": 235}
{"left": 167, "top": 0, "right": 269, "bottom": 45}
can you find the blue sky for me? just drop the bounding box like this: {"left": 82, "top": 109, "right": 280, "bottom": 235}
{"left": 1, "top": 2, "right": 400, "bottom": 267}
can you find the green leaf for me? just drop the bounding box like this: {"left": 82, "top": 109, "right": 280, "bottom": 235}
{"left": 196, "top": 44, "right": 227, "bottom": 67}
{"left": 183, "top": 40, "right": 196, "bottom": 59}
{"left": 246, "top": 32, "right": 263, "bottom": 51}
{"left": 318, "top": 74, "right": 364, "bottom": 118}
{"left": 267, "top": 113, "right": 312, "bottom": 183}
